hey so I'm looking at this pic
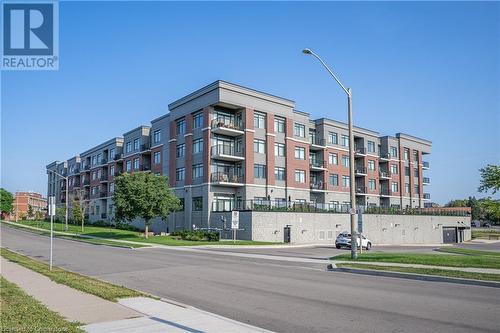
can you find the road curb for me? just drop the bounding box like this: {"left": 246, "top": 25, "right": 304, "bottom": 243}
{"left": 327, "top": 264, "right": 500, "bottom": 288}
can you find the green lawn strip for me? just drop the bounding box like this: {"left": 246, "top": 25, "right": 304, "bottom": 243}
{"left": 435, "top": 247, "right": 500, "bottom": 257}
{"left": 0, "top": 248, "right": 147, "bottom": 302}
{"left": 472, "top": 230, "right": 500, "bottom": 240}
{"left": 4, "top": 220, "right": 279, "bottom": 246}
{"left": 331, "top": 252, "right": 500, "bottom": 269}
{"left": 335, "top": 263, "right": 500, "bottom": 282}
{"left": 0, "top": 276, "right": 84, "bottom": 332}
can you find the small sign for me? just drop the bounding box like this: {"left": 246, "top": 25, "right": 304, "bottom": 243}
{"left": 231, "top": 210, "right": 239, "bottom": 229}
{"left": 349, "top": 208, "right": 357, "bottom": 215}
{"left": 357, "top": 210, "right": 363, "bottom": 233}
{"left": 48, "top": 196, "right": 56, "bottom": 216}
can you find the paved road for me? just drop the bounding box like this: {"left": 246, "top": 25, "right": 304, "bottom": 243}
{"left": 1, "top": 224, "right": 499, "bottom": 333}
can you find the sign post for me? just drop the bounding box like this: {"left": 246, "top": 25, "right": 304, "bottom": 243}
{"left": 231, "top": 211, "right": 239, "bottom": 243}
{"left": 357, "top": 209, "right": 363, "bottom": 254}
{"left": 48, "top": 196, "right": 56, "bottom": 270}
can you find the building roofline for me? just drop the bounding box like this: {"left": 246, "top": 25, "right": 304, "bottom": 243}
{"left": 168, "top": 80, "right": 295, "bottom": 111}
{"left": 315, "top": 118, "right": 380, "bottom": 136}
{"left": 80, "top": 137, "right": 124, "bottom": 157}
{"left": 122, "top": 125, "right": 150, "bottom": 137}
{"left": 151, "top": 113, "right": 170, "bottom": 124}
{"left": 396, "top": 132, "right": 432, "bottom": 145}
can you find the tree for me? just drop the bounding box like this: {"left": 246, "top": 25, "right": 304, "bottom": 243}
{"left": 55, "top": 206, "right": 66, "bottom": 223}
{"left": 446, "top": 196, "right": 484, "bottom": 221}
{"left": 71, "top": 199, "right": 85, "bottom": 232}
{"left": 479, "top": 198, "right": 500, "bottom": 224}
{"left": 0, "top": 188, "right": 14, "bottom": 216}
{"left": 27, "top": 204, "right": 34, "bottom": 220}
{"left": 478, "top": 164, "right": 500, "bottom": 195}
{"left": 113, "top": 173, "right": 180, "bottom": 238}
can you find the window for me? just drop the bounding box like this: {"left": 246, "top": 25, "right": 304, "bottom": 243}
{"left": 329, "top": 153, "right": 338, "bottom": 165}
{"left": 405, "top": 183, "right": 410, "bottom": 193}
{"left": 392, "top": 181, "right": 399, "bottom": 193}
{"left": 390, "top": 146, "right": 398, "bottom": 158}
{"left": 109, "top": 182, "right": 114, "bottom": 193}
{"left": 414, "top": 168, "right": 419, "bottom": 177}
{"left": 193, "top": 164, "right": 203, "bottom": 179}
{"left": 275, "top": 167, "right": 286, "bottom": 181}
{"left": 177, "top": 118, "right": 186, "bottom": 135}
{"left": 294, "top": 123, "right": 305, "bottom": 137}
{"left": 254, "top": 139, "right": 266, "bottom": 154}
{"left": 154, "top": 151, "right": 161, "bottom": 164}
{"left": 414, "top": 185, "right": 420, "bottom": 194}
{"left": 126, "top": 142, "right": 132, "bottom": 153}
{"left": 192, "top": 197, "right": 203, "bottom": 211}
{"left": 193, "top": 138, "right": 203, "bottom": 154}
{"left": 176, "top": 167, "right": 185, "bottom": 181}
{"left": 391, "top": 164, "right": 398, "bottom": 174}
{"left": 126, "top": 160, "right": 132, "bottom": 171}
{"left": 133, "top": 138, "right": 140, "bottom": 151}
{"left": 329, "top": 174, "right": 339, "bottom": 186}
{"left": 92, "top": 171, "right": 97, "bottom": 180}
{"left": 110, "top": 165, "right": 115, "bottom": 176}
{"left": 405, "top": 166, "right": 410, "bottom": 176}
{"left": 404, "top": 148, "right": 410, "bottom": 161}
{"left": 193, "top": 113, "right": 203, "bottom": 129}
{"left": 109, "top": 148, "right": 115, "bottom": 160}
{"left": 295, "top": 170, "right": 306, "bottom": 183}
{"left": 176, "top": 144, "right": 185, "bottom": 158}
{"left": 153, "top": 130, "right": 161, "bottom": 143}
{"left": 254, "top": 164, "right": 266, "bottom": 179}
{"left": 92, "top": 156, "right": 97, "bottom": 166}
{"left": 367, "top": 141, "right": 376, "bottom": 153}
{"left": 254, "top": 113, "right": 266, "bottom": 129}
{"left": 294, "top": 146, "right": 305, "bottom": 160}
{"left": 369, "top": 179, "right": 376, "bottom": 190}
{"left": 341, "top": 135, "right": 349, "bottom": 147}
{"left": 368, "top": 160, "right": 375, "bottom": 171}
{"left": 274, "top": 143, "right": 285, "bottom": 157}
{"left": 178, "top": 198, "right": 185, "bottom": 211}
{"left": 342, "top": 155, "right": 350, "bottom": 168}
{"left": 342, "top": 175, "right": 350, "bottom": 187}
{"left": 328, "top": 132, "right": 338, "bottom": 144}
{"left": 274, "top": 117, "right": 285, "bottom": 133}
{"left": 133, "top": 158, "right": 139, "bottom": 170}
{"left": 413, "top": 150, "right": 419, "bottom": 162}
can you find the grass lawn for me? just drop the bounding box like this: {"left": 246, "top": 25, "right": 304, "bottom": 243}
{"left": 472, "top": 229, "right": 500, "bottom": 240}
{"left": 4, "top": 220, "right": 279, "bottom": 246}
{"left": 335, "top": 263, "right": 500, "bottom": 282}
{"left": 0, "top": 276, "right": 84, "bottom": 332}
{"left": 0, "top": 248, "right": 147, "bottom": 302}
{"left": 331, "top": 249, "right": 500, "bottom": 269}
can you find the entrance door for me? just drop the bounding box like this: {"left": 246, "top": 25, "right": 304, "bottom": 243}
{"left": 443, "top": 227, "right": 457, "bottom": 243}
{"left": 284, "top": 226, "right": 291, "bottom": 243}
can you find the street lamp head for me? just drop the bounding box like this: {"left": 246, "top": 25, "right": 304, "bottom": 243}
{"left": 302, "top": 48, "right": 313, "bottom": 55}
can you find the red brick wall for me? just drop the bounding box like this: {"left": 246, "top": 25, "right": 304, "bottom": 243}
{"left": 266, "top": 114, "right": 275, "bottom": 186}
{"left": 243, "top": 108, "right": 254, "bottom": 183}
{"left": 185, "top": 114, "right": 193, "bottom": 185}
{"left": 169, "top": 120, "right": 177, "bottom": 186}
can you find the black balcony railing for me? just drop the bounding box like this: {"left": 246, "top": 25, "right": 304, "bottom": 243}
{"left": 100, "top": 191, "right": 108, "bottom": 198}
{"left": 114, "top": 153, "right": 123, "bottom": 160}
{"left": 73, "top": 181, "right": 81, "bottom": 187}
{"left": 84, "top": 165, "right": 91, "bottom": 170}
{"left": 356, "top": 186, "right": 367, "bottom": 194}
{"left": 82, "top": 179, "right": 90, "bottom": 186}
{"left": 423, "top": 177, "right": 430, "bottom": 184}
{"left": 210, "top": 145, "right": 243, "bottom": 158}
{"left": 310, "top": 160, "right": 326, "bottom": 169}
{"left": 380, "top": 189, "right": 393, "bottom": 196}
{"left": 100, "top": 174, "right": 108, "bottom": 181}
{"left": 379, "top": 171, "right": 391, "bottom": 178}
{"left": 141, "top": 143, "right": 151, "bottom": 151}
{"left": 309, "top": 138, "right": 326, "bottom": 146}
{"left": 379, "top": 153, "right": 391, "bottom": 160}
{"left": 100, "top": 158, "right": 108, "bottom": 165}
{"left": 140, "top": 165, "right": 151, "bottom": 171}
{"left": 355, "top": 167, "right": 367, "bottom": 175}
{"left": 211, "top": 118, "right": 243, "bottom": 131}
{"left": 211, "top": 172, "right": 243, "bottom": 183}
{"left": 355, "top": 147, "right": 366, "bottom": 155}
{"left": 310, "top": 182, "right": 326, "bottom": 190}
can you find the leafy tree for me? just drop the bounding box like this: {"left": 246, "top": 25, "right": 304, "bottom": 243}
{"left": 479, "top": 198, "right": 500, "bottom": 224}
{"left": 27, "top": 205, "right": 34, "bottom": 220}
{"left": 113, "top": 173, "right": 180, "bottom": 238}
{"left": 478, "top": 164, "right": 500, "bottom": 195}
{"left": 55, "top": 206, "right": 66, "bottom": 223}
{"left": 0, "top": 188, "right": 14, "bottom": 215}
{"left": 71, "top": 199, "right": 85, "bottom": 232}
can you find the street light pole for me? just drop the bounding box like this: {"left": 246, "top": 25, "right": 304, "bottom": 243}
{"left": 303, "top": 48, "right": 358, "bottom": 259}
{"left": 47, "top": 169, "right": 69, "bottom": 231}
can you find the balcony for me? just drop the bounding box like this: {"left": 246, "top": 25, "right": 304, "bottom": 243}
{"left": 141, "top": 143, "right": 151, "bottom": 152}
{"left": 100, "top": 158, "right": 108, "bottom": 165}
{"left": 380, "top": 189, "right": 393, "bottom": 197}
{"left": 355, "top": 147, "right": 366, "bottom": 156}
{"left": 379, "top": 153, "right": 391, "bottom": 161}
{"left": 211, "top": 172, "right": 244, "bottom": 187}
{"left": 424, "top": 193, "right": 431, "bottom": 200}
{"left": 310, "top": 160, "right": 327, "bottom": 170}
{"left": 310, "top": 182, "right": 326, "bottom": 191}
{"left": 211, "top": 119, "right": 244, "bottom": 137}
{"left": 379, "top": 171, "right": 391, "bottom": 179}
{"left": 423, "top": 177, "right": 430, "bottom": 185}
{"left": 84, "top": 165, "right": 91, "bottom": 171}
{"left": 100, "top": 174, "right": 109, "bottom": 182}
{"left": 82, "top": 179, "right": 90, "bottom": 186}
{"left": 355, "top": 186, "right": 368, "bottom": 195}
{"left": 210, "top": 145, "right": 244, "bottom": 162}
{"left": 355, "top": 167, "right": 367, "bottom": 176}
{"left": 114, "top": 153, "right": 123, "bottom": 161}
{"left": 100, "top": 191, "right": 108, "bottom": 198}
{"left": 73, "top": 181, "right": 81, "bottom": 188}
{"left": 309, "top": 138, "right": 326, "bottom": 150}
{"left": 423, "top": 161, "right": 430, "bottom": 169}
{"left": 140, "top": 165, "right": 151, "bottom": 172}
{"left": 114, "top": 170, "right": 122, "bottom": 177}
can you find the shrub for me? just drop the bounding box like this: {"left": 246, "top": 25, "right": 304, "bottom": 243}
{"left": 170, "top": 230, "right": 219, "bottom": 242}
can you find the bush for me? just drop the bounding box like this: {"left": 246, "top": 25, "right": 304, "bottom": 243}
{"left": 170, "top": 230, "right": 219, "bottom": 242}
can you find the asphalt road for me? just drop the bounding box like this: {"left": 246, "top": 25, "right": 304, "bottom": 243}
{"left": 1, "top": 224, "right": 499, "bottom": 333}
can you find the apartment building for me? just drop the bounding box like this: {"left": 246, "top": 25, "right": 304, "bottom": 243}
{"left": 47, "top": 80, "right": 431, "bottom": 230}
{"left": 11, "top": 192, "right": 47, "bottom": 220}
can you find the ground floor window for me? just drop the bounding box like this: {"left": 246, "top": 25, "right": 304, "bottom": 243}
{"left": 212, "top": 194, "right": 235, "bottom": 212}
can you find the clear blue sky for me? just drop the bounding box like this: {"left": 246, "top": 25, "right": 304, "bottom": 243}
{"left": 1, "top": 1, "right": 499, "bottom": 204}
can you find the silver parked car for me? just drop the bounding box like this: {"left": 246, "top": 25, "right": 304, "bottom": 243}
{"left": 335, "top": 232, "right": 372, "bottom": 250}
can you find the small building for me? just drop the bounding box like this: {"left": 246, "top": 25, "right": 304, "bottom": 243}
{"left": 12, "top": 192, "right": 47, "bottom": 220}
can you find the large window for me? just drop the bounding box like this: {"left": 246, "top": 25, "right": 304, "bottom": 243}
{"left": 274, "top": 143, "right": 285, "bottom": 157}
{"left": 177, "top": 118, "right": 186, "bottom": 135}
{"left": 404, "top": 148, "right": 410, "bottom": 161}
{"left": 109, "top": 148, "right": 115, "bottom": 160}
{"left": 176, "top": 144, "right": 185, "bottom": 158}
{"left": 328, "top": 132, "right": 338, "bottom": 144}
{"left": 342, "top": 175, "right": 350, "bottom": 187}
{"left": 126, "top": 142, "right": 132, "bottom": 153}
{"left": 274, "top": 117, "right": 285, "bottom": 133}
{"left": 153, "top": 130, "right": 161, "bottom": 144}
{"left": 341, "top": 135, "right": 349, "bottom": 147}
{"left": 192, "top": 197, "right": 203, "bottom": 211}
{"left": 367, "top": 141, "right": 376, "bottom": 153}
{"left": 133, "top": 138, "right": 140, "bottom": 150}
{"left": 414, "top": 185, "right": 420, "bottom": 194}
{"left": 254, "top": 113, "right": 266, "bottom": 129}
{"left": 342, "top": 155, "right": 350, "bottom": 168}
{"left": 154, "top": 151, "right": 161, "bottom": 164}
{"left": 133, "top": 158, "right": 139, "bottom": 170}
{"left": 405, "top": 182, "right": 410, "bottom": 193}
{"left": 294, "top": 146, "right": 305, "bottom": 160}
{"left": 329, "top": 174, "right": 339, "bottom": 186}
{"left": 254, "top": 139, "right": 266, "bottom": 154}
{"left": 254, "top": 164, "right": 266, "bottom": 179}
{"left": 294, "top": 123, "right": 305, "bottom": 137}
{"left": 193, "top": 138, "right": 203, "bottom": 154}
{"left": 369, "top": 179, "right": 376, "bottom": 190}
{"left": 126, "top": 160, "right": 132, "bottom": 171}
{"left": 295, "top": 170, "right": 306, "bottom": 183}
{"left": 368, "top": 160, "right": 375, "bottom": 171}
{"left": 193, "top": 164, "right": 203, "bottom": 179}
{"left": 414, "top": 168, "right": 419, "bottom": 177}
{"left": 390, "top": 146, "right": 398, "bottom": 158}
{"left": 329, "top": 153, "right": 338, "bottom": 165}
{"left": 193, "top": 112, "right": 203, "bottom": 129}
{"left": 176, "top": 167, "right": 185, "bottom": 181}
{"left": 391, "top": 164, "right": 398, "bottom": 174}
{"left": 275, "top": 167, "right": 286, "bottom": 181}
{"left": 392, "top": 181, "right": 399, "bottom": 193}
{"left": 413, "top": 150, "right": 419, "bottom": 162}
